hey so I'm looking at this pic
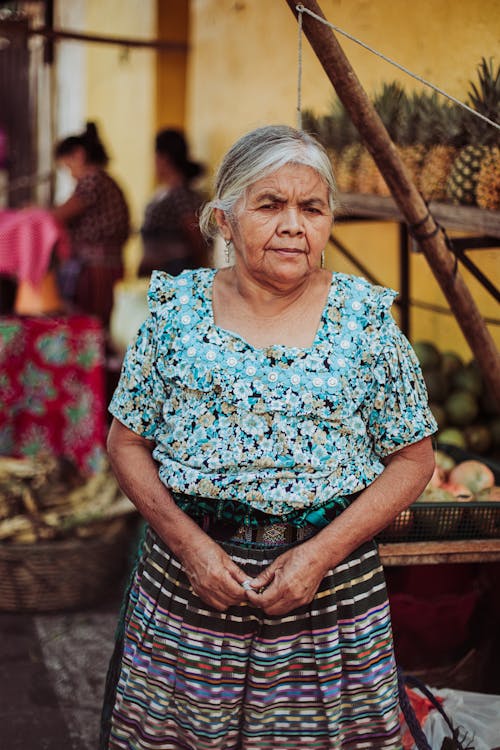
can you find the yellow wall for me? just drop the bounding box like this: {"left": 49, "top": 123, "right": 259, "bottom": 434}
{"left": 187, "top": 0, "right": 500, "bottom": 359}
{"left": 156, "top": 0, "right": 189, "bottom": 130}
{"left": 82, "top": 1, "right": 190, "bottom": 275}
{"left": 83, "top": 1, "right": 156, "bottom": 276}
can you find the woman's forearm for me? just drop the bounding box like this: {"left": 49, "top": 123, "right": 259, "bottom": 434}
{"left": 107, "top": 419, "right": 207, "bottom": 561}
{"left": 311, "top": 436, "right": 435, "bottom": 569}
{"left": 107, "top": 419, "right": 250, "bottom": 610}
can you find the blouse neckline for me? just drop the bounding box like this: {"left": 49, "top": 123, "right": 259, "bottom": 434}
{"left": 206, "top": 267, "right": 334, "bottom": 356}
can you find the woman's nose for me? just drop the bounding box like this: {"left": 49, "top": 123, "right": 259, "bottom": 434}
{"left": 277, "top": 206, "right": 304, "bottom": 235}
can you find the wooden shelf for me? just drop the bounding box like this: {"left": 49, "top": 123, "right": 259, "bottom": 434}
{"left": 379, "top": 538, "right": 500, "bottom": 566}
{"left": 336, "top": 193, "right": 500, "bottom": 240}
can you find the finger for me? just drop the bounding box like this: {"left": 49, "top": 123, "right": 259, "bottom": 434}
{"left": 245, "top": 578, "right": 284, "bottom": 610}
{"left": 248, "top": 564, "right": 277, "bottom": 591}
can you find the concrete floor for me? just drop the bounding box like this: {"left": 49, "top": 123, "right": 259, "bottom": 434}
{"left": 0, "top": 589, "right": 122, "bottom": 750}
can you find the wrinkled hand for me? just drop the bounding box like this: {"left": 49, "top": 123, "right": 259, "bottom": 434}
{"left": 180, "top": 537, "right": 250, "bottom": 612}
{"left": 244, "top": 540, "right": 330, "bottom": 616}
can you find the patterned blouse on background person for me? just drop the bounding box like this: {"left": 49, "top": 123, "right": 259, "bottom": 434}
{"left": 53, "top": 122, "right": 130, "bottom": 328}
{"left": 138, "top": 129, "right": 209, "bottom": 277}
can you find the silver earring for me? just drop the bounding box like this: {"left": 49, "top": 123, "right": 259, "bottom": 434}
{"left": 321, "top": 250, "right": 325, "bottom": 269}
{"left": 224, "top": 239, "right": 231, "bottom": 264}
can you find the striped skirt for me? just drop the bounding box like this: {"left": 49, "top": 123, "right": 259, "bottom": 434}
{"left": 102, "top": 527, "right": 402, "bottom": 749}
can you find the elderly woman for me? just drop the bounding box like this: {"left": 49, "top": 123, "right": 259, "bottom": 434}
{"left": 101, "top": 125, "right": 436, "bottom": 749}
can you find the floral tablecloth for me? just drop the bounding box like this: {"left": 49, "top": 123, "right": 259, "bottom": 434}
{"left": 0, "top": 315, "right": 106, "bottom": 474}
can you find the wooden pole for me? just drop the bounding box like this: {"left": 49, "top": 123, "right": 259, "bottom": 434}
{"left": 286, "top": 0, "right": 500, "bottom": 407}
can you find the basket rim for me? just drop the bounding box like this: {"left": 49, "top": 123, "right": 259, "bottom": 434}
{"left": 0, "top": 518, "right": 129, "bottom": 554}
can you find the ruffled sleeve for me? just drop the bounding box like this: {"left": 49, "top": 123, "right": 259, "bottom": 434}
{"left": 108, "top": 271, "right": 175, "bottom": 438}
{"left": 361, "top": 311, "right": 438, "bottom": 457}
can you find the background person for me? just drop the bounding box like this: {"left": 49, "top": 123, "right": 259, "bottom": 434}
{"left": 138, "top": 128, "right": 209, "bottom": 276}
{"left": 53, "top": 121, "right": 130, "bottom": 328}
{"left": 101, "top": 124, "right": 436, "bottom": 749}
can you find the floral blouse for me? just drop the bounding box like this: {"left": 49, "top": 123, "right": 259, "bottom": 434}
{"left": 109, "top": 268, "right": 437, "bottom": 520}
{"left": 69, "top": 169, "right": 130, "bottom": 254}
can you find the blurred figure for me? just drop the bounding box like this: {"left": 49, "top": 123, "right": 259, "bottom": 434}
{"left": 53, "top": 122, "right": 130, "bottom": 327}
{"left": 138, "top": 128, "right": 209, "bottom": 276}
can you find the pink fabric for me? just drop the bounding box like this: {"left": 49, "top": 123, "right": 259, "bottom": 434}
{"left": 0, "top": 208, "right": 70, "bottom": 287}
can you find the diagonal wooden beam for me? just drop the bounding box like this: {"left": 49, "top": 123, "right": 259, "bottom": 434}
{"left": 286, "top": 0, "right": 500, "bottom": 407}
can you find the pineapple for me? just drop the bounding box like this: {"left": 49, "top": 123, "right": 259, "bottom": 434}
{"left": 336, "top": 142, "right": 364, "bottom": 192}
{"left": 354, "top": 147, "right": 374, "bottom": 194}
{"left": 302, "top": 98, "right": 361, "bottom": 193}
{"left": 476, "top": 146, "right": 500, "bottom": 210}
{"left": 446, "top": 57, "right": 500, "bottom": 206}
{"left": 419, "top": 100, "right": 464, "bottom": 202}
{"left": 420, "top": 145, "right": 457, "bottom": 201}
{"left": 447, "top": 145, "right": 489, "bottom": 205}
{"left": 355, "top": 82, "right": 407, "bottom": 195}
{"left": 395, "top": 90, "right": 429, "bottom": 187}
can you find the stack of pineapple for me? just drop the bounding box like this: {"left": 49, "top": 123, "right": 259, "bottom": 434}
{"left": 303, "top": 57, "right": 500, "bottom": 210}
{"left": 447, "top": 58, "right": 500, "bottom": 209}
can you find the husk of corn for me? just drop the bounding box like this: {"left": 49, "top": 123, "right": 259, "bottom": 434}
{"left": 0, "top": 455, "right": 135, "bottom": 543}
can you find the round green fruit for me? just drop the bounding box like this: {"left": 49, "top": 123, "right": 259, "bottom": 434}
{"left": 440, "top": 351, "right": 463, "bottom": 378}
{"left": 444, "top": 390, "right": 479, "bottom": 426}
{"left": 451, "top": 364, "right": 483, "bottom": 397}
{"left": 430, "top": 403, "right": 447, "bottom": 429}
{"left": 464, "top": 424, "right": 492, "bottom": 454}
{"left": 437, "top": 427, "right": 467, "bottom": 448}
{"left": 424, "top": 370, "right": 448, "bottom": 404}
{"left": 412, "top": 340, "right": 441, "bottom": 370}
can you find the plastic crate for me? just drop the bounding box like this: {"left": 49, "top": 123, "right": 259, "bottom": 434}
{"left": 377, "top": 445, "right": 500, "bottom": 543}
{"left": 378, "top": 500, "right": 500, "bottom": 543}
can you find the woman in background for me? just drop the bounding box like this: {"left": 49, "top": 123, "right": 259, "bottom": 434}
{"left": 138, "top": 128, "right": 209, "bottom": 276}
{"left": 54, "top": 122, "right": 130, "bottom": 328}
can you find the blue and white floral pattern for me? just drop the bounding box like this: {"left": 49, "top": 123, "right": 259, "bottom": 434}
{"left": 110, "top": 268, "right": 437, "bottom": 516}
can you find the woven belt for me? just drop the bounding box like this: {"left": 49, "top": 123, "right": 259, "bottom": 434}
{"left": 229, "top": 522, "right": 316, "bottom": 545}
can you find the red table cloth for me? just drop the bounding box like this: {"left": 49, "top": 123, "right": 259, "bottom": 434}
{"left": 0, "top": 314, "right": 106, "bottom": 474}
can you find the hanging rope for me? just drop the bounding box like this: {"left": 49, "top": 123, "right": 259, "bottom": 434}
{"left": 295, "top": 4, "right": 500, "bottom": 134}
{"left": 296, "top": 9, "right": 304, "bottom": 128}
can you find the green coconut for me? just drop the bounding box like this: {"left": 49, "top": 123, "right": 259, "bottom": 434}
{"left": 430, "top": 403, "right": 447, "bottom": 429}
{"left": 437, "top": 427, "right": 467, "bottom": 449}
{"left": 412, "top": 340, "right": 441, "bottom": 370}
{"left": 451, "top": 364, "right": 483, "bottom": 397}
{"left": 440, "top": 351, "right": 464, "bottom": 378}
{"left": 423, "top": 369, "right": 448, "bottom": 404}
{"left": 444, "top": 390, "right": 479, "bottom": 426}
{"left": 464, "top": 424, "right": 492, "bottom": 454}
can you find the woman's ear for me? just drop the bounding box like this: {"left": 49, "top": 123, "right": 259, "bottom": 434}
{"left": 213, "top": 208, "right": 232, "bottom": 242}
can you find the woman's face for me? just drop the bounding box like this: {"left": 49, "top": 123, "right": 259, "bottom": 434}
{"left": 217, "top": 163, "right": 333, "bottom": 288}
{"left": 58, "top": 146, "right": 87, "bottom": 180}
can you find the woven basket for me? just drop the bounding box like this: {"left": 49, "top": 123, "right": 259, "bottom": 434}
{"left": 0, "top": 517, "right": 134, "bottom": 613}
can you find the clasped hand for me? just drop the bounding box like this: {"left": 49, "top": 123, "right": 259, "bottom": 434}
{"left": 181, "top": 536, "right": 329, "bottom": 616}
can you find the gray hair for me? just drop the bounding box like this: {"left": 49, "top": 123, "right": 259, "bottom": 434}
{"left": 199, "top": 124, "right": 338, "bottom": 240}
